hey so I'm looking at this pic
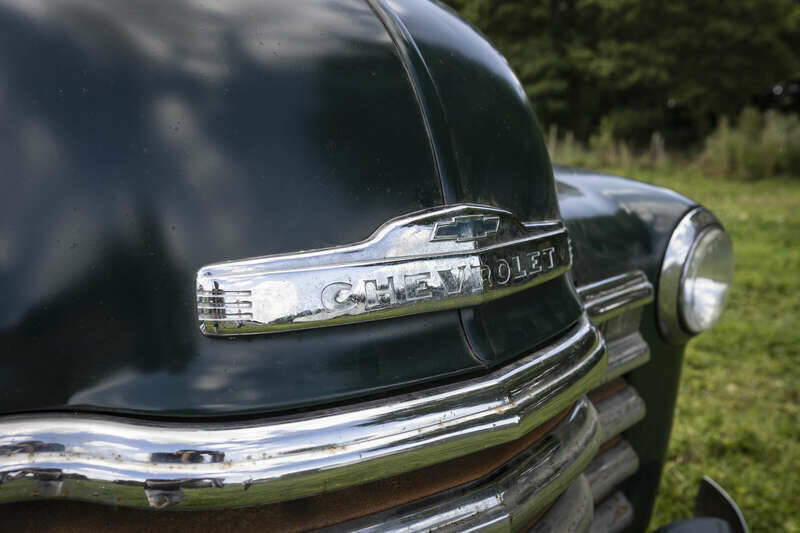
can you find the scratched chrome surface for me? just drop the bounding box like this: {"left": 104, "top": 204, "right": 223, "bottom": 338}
{"left": 331, "top": 385, "right": 647, "bottom": 533}
{"left": 530, "top": 476, "right": 594, "bottom": 533}
{"left": 589, "top": 491, "right": 634, "bottom": 533}
{"left": 196, "top": 204, "right": 570, "bottom": 335}
{"left": 0, "top": 315, "right": 604, "bottom": 508}
{"left": 328, "top": 400, "right": 599, "bottom": 533}
{"left": 584, "top": 440, "right": 639, "bottom": 503}
{"left": 595, "top": 386, "right": 646, "bottom": 445}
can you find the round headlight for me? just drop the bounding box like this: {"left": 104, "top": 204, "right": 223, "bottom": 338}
{"left": 658, "top": 208, "right": 734, "bottom": 343}
{"left": 680, "top": 227, "right": 734, "bottom": 333}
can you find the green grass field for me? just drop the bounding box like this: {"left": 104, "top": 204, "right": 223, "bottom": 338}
{"left": 597, "top": 168, "right": 800, "bottom": 531}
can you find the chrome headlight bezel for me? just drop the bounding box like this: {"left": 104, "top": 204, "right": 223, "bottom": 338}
{"left": 658, "top": 207, "right": 733, "bottom": 343}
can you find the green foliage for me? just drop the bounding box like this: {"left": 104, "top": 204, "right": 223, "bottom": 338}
{"left": 547, "top": 124, "right": 679, "bottom": 173}
{"left": 608, "top": 169, "right": 800, "bottom": 533}
{"left": 549, "top": 108, "right": 800, "bottom": 180}
{"left": 444, "top": 0, "right": 800, "bottom": 145}
{"left": 700, "top": 108, "right": 800, "bottom": 179}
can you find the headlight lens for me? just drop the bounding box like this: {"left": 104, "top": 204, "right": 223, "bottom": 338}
{"left": 679, "top": 227, "right": 734, "bottom": 333}
{"left": 658, "top": 207, "right": 734, "bottom": 343}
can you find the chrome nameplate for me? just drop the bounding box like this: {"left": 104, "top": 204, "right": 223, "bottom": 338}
{"left": 197, "top": 205, "right": 572, "bottom": 336}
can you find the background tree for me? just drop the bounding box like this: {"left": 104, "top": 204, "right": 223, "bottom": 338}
{"left": 444, "top": 0, "right": 800, "bottom": 146}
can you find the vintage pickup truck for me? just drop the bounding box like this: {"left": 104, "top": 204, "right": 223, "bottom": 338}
{"left": 0, "top": 0, "right": 743, "bottom": 531}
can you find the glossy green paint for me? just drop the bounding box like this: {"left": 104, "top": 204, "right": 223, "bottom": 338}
{"left": 0, "top": 0, "right": 585, "bottom": 416}
{"left": 387, "top": 0, "right": 560, "bottom": 221}
{"left": 555, "top": 166, "right": 695, "bottom": 285}
{"left": 0, "top": 0, "right": 488, "bottom": 416}
{"left": 389, "top": 0, "right": 582, "bottom": 364}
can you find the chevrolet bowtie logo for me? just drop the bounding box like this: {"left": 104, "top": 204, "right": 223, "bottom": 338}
{"left": 431, "top": 215, "right": 500, "bottom": 242}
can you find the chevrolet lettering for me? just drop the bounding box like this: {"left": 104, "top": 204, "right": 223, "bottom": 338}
{"left": 197, "top": 205, "right": 570, "bottom": 336}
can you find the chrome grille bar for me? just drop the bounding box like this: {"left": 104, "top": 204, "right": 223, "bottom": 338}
{"left": 601, "top": 332, "right": 650, "bottom": 384}
{"left": 580, "top": 271, "right": 653, "bottom": 388}
{"left": 589, "top": 492, "right": 634, "bottom": 533}
{"left": 529, "top": 475, "right": 593, "bottom": 533}
{"left": 576, "top": 271, "right": 654, "bottom": 532}
{"left": 0, "top": 314, "right": 605, "bottom": 509}
{"left": 326, "top": 383, "right": 645, "bottom": 532}
{"left": 595, "top": 386, "right": 646, "bottom": 445}
{"left": 584, "top": 440, "right": 639, "bottom": 502}
{"left": 577, "top": 271, "right": 653, "bottom": 324}
{"left": 328, "top": 399, "right": 599, "bottom": 533}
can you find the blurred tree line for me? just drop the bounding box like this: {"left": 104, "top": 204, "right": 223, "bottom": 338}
{"left": 443, "top": 0, "right": 800, "bottom": 148}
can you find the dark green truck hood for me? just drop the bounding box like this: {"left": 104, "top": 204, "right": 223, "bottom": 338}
{"left": 0, "top": 0, "right": 579, "bottom": 416}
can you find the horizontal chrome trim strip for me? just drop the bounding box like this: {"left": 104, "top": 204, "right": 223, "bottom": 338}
{"left": 0, "top": 315, "right": 606, "bottom": 509}
{"left": 601, "top": 332, "right": 650, "bottom": 384}
{"left": 530, "top": 475, "right": 593, "bottom": 533}
{"left": 595, "top": 386, "right": 646, "bottom": 445}
{"left": 197, "top": 204, "right": 572, "bottom": 336}
{"left": 585, "top": 440, "right": 639, "bottom": 502}
{"left": 326, "top": 399, "right": 600, "bottom": 532}
{"left": 589, "top": 491, "right": 634, "bottom": 533}
{"left": 329, "top": 383, "right": 640, "bottom": 531}
{"left": 577, "top": 271, "right": 654, "bottom": 323}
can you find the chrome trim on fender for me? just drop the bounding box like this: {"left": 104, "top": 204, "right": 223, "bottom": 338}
{"left": 197, "top": 204, "right": 571, "bottom": 336}
{"left": 577, "top": 271, "right": 653, "bottom": 324}
{"left": 657, "top": 207, "right": 724, "bottom": 343}
{"left": 326, "top": 400, "right": 600, "bottom": 533}
{"left": 0, "top": 315, "right": 605, "bottom": 509}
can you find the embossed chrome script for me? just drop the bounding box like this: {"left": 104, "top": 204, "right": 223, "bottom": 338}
{"left": 197, "top": 205, "right": 571, "bottom": 336}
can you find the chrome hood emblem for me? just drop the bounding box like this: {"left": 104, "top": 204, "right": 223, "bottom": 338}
{"left": 197, "top": 205, "right": 572, "bottom": 336}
